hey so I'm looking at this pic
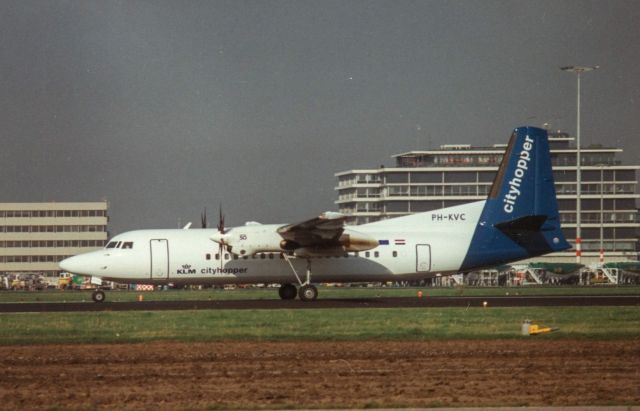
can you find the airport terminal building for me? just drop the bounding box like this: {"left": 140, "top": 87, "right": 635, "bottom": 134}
{"left": 0, "top": 202, "right": 109, "bottom": 276}
{"left": 335, "top": 131, "right": 639, "bottom": 264}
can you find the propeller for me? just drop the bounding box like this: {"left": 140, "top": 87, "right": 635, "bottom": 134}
{"left": 211, "top": 205, "right": 230, "bottom": 270}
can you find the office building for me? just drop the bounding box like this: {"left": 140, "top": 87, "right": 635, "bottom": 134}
{"left": 0, "top": 202, "right": 109, "bottom": 276}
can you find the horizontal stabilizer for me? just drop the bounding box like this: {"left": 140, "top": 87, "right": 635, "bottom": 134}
{"left": 494, "top": 215, "right": 547, "bottom": 233}
{"left": 494, "top": 215, "right": 559, "bottom": 254}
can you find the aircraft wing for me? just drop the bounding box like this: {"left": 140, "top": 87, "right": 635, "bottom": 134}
{"left": 277, "top": 211, "right": 347, "bottom": 246}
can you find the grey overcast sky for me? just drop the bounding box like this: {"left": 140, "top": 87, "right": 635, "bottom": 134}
{"left": 1, "top": 0, "right": 639, "bottom": 234}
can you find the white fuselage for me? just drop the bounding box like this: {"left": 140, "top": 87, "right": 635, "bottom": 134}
{"left": 60, "top": 202, "right": 484, "bottom": 285}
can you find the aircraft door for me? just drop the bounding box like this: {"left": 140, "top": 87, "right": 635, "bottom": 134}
{"left": 416, "top": 244, "right": 431, "bottom": 273}
{"left": 150, "top": 239, "right": 169, "bottom": 279}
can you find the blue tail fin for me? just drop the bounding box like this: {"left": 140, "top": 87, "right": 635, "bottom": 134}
{"left": 460, "top": 126, "right": 570, "bottom": 270}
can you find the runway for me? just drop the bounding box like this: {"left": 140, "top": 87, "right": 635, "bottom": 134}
{"left": 0, "top": 294, "right": 638, "bottom": 312}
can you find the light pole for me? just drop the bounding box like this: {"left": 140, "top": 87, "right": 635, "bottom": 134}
{"left": 560, "top": 65, "right": 599, "bottom": 264}
{"left": 599, "top": 164, "right": 605, "bottom": 264}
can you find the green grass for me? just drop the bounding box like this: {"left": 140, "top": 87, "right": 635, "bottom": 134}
{"left": 1, "top": 286, "right": 638, "bottom": 346}
{"left": 0, "top": 306, "right": 638, "bottom": 345}
{"left": 1, "top": 284, "right": 639, "bottom": 303}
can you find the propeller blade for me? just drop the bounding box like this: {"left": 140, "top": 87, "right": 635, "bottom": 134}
{"left": 214, "top": 204, "right": 229, "bottom": 269}
{"left": 201, "top": 207, "right": 208, "bottom": 229}
{"left": 217, "top": 205, "right": 225, "bottom": 233}
{"left": 219, "top": 243, "right": 224, "bottom": 270}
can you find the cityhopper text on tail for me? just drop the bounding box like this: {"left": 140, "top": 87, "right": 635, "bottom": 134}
{"left": 60, "top": 126, "right": 569, "bottom": 302}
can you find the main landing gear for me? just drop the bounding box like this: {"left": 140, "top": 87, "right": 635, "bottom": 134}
{"left": 91, "top": 289, "right": 106, "bottom": 303}
{"left": 279, "top": 255, "right": 319, "bottom": 301}
{"left": 298, "top": 284, "right": 318, "bottom": 301}
{"left": 277, "top": 283, "right": 318, "bottom": 301}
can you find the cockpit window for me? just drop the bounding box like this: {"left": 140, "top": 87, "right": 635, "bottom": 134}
{"left": 106, "top": 241, "right": 134, "bottom": 249}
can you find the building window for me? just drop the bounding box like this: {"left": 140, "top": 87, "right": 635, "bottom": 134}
{"left": 385, "top": 173, "right": 408, "bottom": 183}
{"left": 444, "top": 172, "right": 477, "bottom": 183}
{"left": 410, "top": 172, "right": 442, "bottom": 183}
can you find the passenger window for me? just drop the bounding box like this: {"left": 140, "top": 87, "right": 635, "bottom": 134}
{"left": 224, "top": 253, "right": 230, "bottom": 260}
{"left": 392, "top": 251, "right": 397, "bottom": 257}
{"left": 268, "top": 253, "right": 274, "bottom": 259}
{"left": 206, "top": 254, "right": 211, "bottom": 260}
{"left": 215, "top": 253, "right": 220, "bottom": 260}
{"left": 365, "top": 251, "right": 370, "bottom": 258}
{"left": 374, "top": 251, "right": 379, "bottom": 258}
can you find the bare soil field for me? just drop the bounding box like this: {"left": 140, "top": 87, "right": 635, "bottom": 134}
{"left": 1, "top": 340, "right": 638, "bottom": 410}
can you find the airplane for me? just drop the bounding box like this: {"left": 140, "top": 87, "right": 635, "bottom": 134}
{"left": 60, "top": 126, "right": 570, "bottom": 302}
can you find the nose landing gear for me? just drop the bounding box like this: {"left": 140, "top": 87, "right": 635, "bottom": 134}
{"left": 91, "top": 290, "right": 106, "bottom": 303}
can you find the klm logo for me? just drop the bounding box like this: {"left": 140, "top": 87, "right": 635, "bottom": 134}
{"left": 177, "top": 264, "right": 196, "bottom": 274}
{"left": 503, "top": 136, "right": 534, "bottom": 213}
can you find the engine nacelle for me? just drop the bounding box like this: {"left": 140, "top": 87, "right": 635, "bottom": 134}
{"left": 338, "top": 229, "right": 378, "bottom": 252}
{"left": 211, "top": 224, "right": 285, "bottom": 256}
{"left": 211, "top": 225, "right": 378, "bottom": 256}
{"left": 294, "top": 229, "right": 378, "bottom": 257}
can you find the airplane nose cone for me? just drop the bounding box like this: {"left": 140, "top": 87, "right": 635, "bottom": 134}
{"left": 59, "top": 255, "right": 82, "bottom": 274}
{"left": 59, "top": 254, "right": 99, "bottom": 275}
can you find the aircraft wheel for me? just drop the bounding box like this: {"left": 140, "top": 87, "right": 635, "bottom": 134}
{"left": 92, "top": 290, "right": 106, "bottom": 303}
{"left": 278, "top": 283, "right": 297, "bottom": 300}
{"left": 298, "top": 284, "right": 318, "bottom": 302}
